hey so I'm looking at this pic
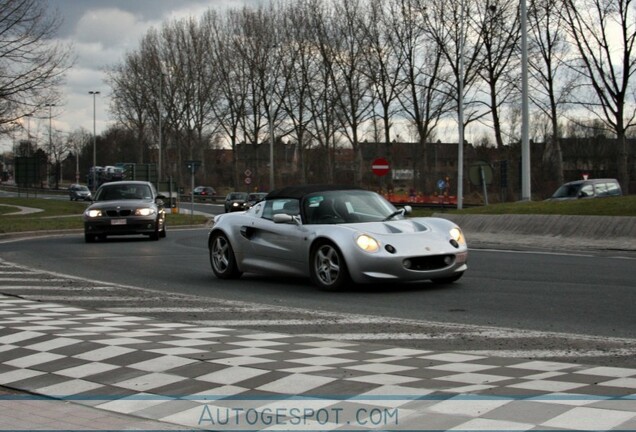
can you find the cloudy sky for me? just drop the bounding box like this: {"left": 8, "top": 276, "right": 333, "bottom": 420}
{"left": 2, "top": 0, "right": 257, "bottom": 152}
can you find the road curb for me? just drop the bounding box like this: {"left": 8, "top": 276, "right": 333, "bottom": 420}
{"left": 434, "top": 213, "right": 636, "bottom": 251}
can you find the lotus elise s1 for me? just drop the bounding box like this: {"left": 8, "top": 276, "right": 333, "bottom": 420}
{"left": 208, "top": 185, "right": 467, "bottom": 290}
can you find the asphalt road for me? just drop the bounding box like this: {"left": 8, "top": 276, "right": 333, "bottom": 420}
{"left": 1, "top": 227, "right": 635, "bottom": 368}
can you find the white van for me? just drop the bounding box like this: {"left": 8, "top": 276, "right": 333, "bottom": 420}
{"left": 549, "top": 178, "right": 622, "bottom": 200}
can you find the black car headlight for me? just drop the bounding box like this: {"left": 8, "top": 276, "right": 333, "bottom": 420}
{"left": 135, "top": 208, "right": 156, "bottom": 216}
{"left": 85, "top": 209, "right": 102, "bottom": 218}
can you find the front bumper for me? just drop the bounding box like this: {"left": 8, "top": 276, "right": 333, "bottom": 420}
{"left": 84, "top": 216, "right": 159, "bottom": 236}
{"left": 347, "top": 249, "right": 468, "bottom": 283}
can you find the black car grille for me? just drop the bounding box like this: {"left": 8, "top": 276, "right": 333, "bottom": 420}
{"left": 106, "top": 209, "right": 132, "bottom": 217}
{"left": 405, "top": 254, "right": 455, "bottom": 271}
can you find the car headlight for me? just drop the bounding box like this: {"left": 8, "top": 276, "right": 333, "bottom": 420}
{"left": 449, "top": 227, "right": 465, "bottom": 245}
{"left": 356, "top": 234, "right": 380, "bottom": 253}
{"left": 85, "top": 209, "right": 102, "bottom": 218}
{"left": 135, "top": 208, "right": 156, "bottom": 216}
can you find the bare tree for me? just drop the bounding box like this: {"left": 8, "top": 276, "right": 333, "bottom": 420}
{"left": 527, "top": 0, "right": 576, "bottom": 186}
{"left": 231, "top": 5, "right": 287, "bottom": 189}
{"left": 392, "top": 0, "right": 454, "bottom": 191}
{"left": 562, "top": 0, "right": 636, "bottom": 192}
{"left": 324, "top": 0, "right": 375, "bottom": 185}
{"left": 360, "top": 0, "right": 406, "bottom": 182}
{"left": 305, "top": 0, "right": 341, "bottom": 183}
{"left": 107, "top": 51, "right": 151, "bottom": 164}
{"left": 278, "top": 1, "right": 320, "bottom": 184}
{"left": 476, "top": 0, "right": 521, "bottom": 149}
{"left": 0, "top": 0, "right": 72, "bottom": 133}
{"left": 206, "top": 9, "right": 250, "bottom": 189}
{"left": 161, "top": 17, "right": 221, "bottom": 177}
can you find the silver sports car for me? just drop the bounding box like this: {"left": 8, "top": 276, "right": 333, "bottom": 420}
{"left": 208, "top": 185, "right": 468, "bottom": 290}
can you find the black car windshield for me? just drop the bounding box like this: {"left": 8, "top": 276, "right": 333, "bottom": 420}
{"left": 551, "top": 183, "right": 581, "bottom": 198}
{"left": 229, "top": 193, "right": 247, "bottom": 200}
{"left": 303, "top": 190, "right": 399, "bottom": 224}
{"left": 95, "top": 184, "right": 152, "bottom": 201}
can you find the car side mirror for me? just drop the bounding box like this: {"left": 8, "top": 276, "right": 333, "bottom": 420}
{"left": 403, "top": 205, "right": 412, "bottom": 215}
{"left": 273, "top": 213, "right": 299, "bottom": 224}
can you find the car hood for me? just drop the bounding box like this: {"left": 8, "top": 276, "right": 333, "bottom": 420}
{"left": 346, "top": 219, "right": 431, "bottom": 235}
{"left": 88, "top": 199, "right": 155, "bottom": 209}
{"left": 310, "top": 217, "right": 463, "bottom": 255}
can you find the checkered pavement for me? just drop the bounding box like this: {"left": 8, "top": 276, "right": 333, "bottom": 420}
{"left": 1, "top": 294, "right": 635, "bottom": 431}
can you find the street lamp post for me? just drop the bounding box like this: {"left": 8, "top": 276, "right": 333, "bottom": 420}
{"left": 158, "top": 73, "right": 163, "bottom": 183}
{"left": 89, "top": 91, "right": 100, "bottom": 192}
{"left": 44, "top": 103, "right": 55, "bottom": 188}
{"left": 520, "top": 0, "right": 531, "bottom": 200}
{"left": 457, "top": 0, "right": 466, "bottom": 210}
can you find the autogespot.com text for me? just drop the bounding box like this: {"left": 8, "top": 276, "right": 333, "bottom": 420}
{"left": 198, "top": 403, "right": 399, "bottom": 429}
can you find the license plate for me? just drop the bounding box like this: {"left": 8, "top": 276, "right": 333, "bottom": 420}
{"left": 111, "top": 219, "right": 127, "bottom": 225}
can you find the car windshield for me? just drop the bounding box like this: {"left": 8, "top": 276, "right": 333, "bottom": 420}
{"left": 551, "top": 183, "right": 582, "bottom": 198}
{"left": 229, "top": 193, "right": 247, "bottom": 200}
{"left": 77, "top": 186, "right": 89, "bottom": 192}
{"left": 95, "top": 184, "right": 152, "bottom": 201}
{"left": 303, "top": 190, "right": 399, "bottom": 224}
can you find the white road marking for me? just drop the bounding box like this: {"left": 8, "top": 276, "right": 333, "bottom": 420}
{"left": 0, "top": 278, "right": 68, "bottom": 282}
{"left": 106, "top": 307, "right": 272, "bottom": 313}
{"left": 0, "top": 286, "right": 114, "bottom": 291}
{"left": 464, "top": 348, "right": 636, "bottom": 358}
{"left": 472, "top": 248, "right": 594, "bottom": 258}
{"left": 1, "top": 257, "right": 636, "bottom": 352}
{"left": 18, "top": 296, "right": 159, "bottom": 301}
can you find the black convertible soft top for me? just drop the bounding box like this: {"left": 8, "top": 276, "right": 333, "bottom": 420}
{"left": 266, "top": 184, "right": 362, "bottom": 200}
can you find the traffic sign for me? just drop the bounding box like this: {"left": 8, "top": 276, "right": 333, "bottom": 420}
{"left": 371, "top": 157, "right": 390, "bottom": 176}
{"left": 469, "top": 161, "right": 493, "bottom": 186}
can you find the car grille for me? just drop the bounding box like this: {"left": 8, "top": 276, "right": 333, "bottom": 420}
{"left": 404, "top": 254, "right": 455, "bottom": 271}
{"left": 106, "top": 209, "right": 132, "bottom": 217}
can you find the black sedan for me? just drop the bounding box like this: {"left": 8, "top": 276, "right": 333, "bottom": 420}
{"left": 224, "top": 192, "right": 248, "bottom": 212}
{"left": 83, "top": 181, "right": 166, "bottom": 242}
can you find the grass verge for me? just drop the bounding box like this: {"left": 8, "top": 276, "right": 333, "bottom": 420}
{"left": 412, "top": 195, "right": 636, "bottom": 217}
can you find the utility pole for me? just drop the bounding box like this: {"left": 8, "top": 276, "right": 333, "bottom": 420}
{"left": 89, "top": 91, "right": 100, "bottom": 192}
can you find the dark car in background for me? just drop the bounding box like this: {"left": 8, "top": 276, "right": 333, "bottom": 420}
{"left": 224, "top": 192, "right": 248, "bottom": 212}
{"left": 245, "top": 192, "right": 268, "bottom": 209}
{"left": 68, "top": 184, "right": 92, "bottom": 201}
{"left": 193, "top": 186, "right": 217, "bottom": 202}
{"left": 83, "top": 180, "right": 166, "bottom": 242}
{"left": 548, "top": 178, "right": 622, "bottom": 200}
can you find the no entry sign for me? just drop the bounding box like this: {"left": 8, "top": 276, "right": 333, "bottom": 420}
{"left": 372, "top": 157, "right": 390, "bottom": 176}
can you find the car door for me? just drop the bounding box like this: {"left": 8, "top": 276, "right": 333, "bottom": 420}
{"left": 244, "top": 198, "right": 307, "bottom": 270}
